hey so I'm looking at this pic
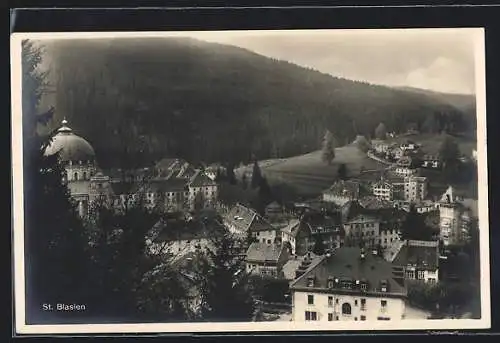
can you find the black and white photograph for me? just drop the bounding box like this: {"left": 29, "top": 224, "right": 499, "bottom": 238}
{"left": 11, "top": 28, "right": 490, "bottom": 334}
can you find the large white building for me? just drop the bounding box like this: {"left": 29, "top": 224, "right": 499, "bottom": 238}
{"left": 437, "top": 186, "right": 468, "bottom": 246}
{"left": 404, "top": 176, "right": 428, "bottom": 203}
{"left": 372, "top": 180, "right": 393, "bottom": 201}
{"left": 290, "top": 247, "right": 408, "bottom": 322}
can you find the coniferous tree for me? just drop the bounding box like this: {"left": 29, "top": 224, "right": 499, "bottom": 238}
{"left": 22, "top": 39, "right": 92, "bottom": 323}
{"left": 338, "top": 163, "right": 348, "bottom": 180}
{"left": 197, "top": 232, "right": 255, "bottom": 321}
{"left": 375, "top": 122, "right": 387, "bottom": 140}
{"left": 439, "top": 135, "right": 460, "bottom": 172}
{"left": 251, "top": 160, "right": 263, "bottom": 189}
{"left": 321, "top": 130, "right": 336, "bottom": 165}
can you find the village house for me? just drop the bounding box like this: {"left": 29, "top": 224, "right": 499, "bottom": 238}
{"left": 377, "top": 208, "right": 407, "bottom": 249}
{"left": 392, "top": 240, "right": 440, "bottom": 283}
{"left": 281, "top": 219, "right": 311, "bottom": 256}
{"left": 223, "top": 203, "right": 278, "bottom": 243}
{"left": 359, "top": 196, "right": 394, "bottom": 210}
{"left": 322, "top": 180, "right": 361, "bottom": 206}
{"left": 301, "top": 210, "right": 345, "bottom": 252}
{"left": 245, "top": 242, "right": 290, "bottom": 278}
{"left": 436, "top": 186, "right": 470, "bottom": 246}
{"left": 392, "top": 166, "right": 418, "bottom": 178}
{"left": 204, "top": 163, "right": 226, "bottom": 181}
{"left": 421, "top": 154, "right": 441, "bottom": 169}
{"left": 289, "top": 247, "right": 408, "bottom": 322}
{"left": 371, "top": 139, "right": 391, "bottom": 154}
{"left": 400, "top": 141, "right": 419, "bottom": 152}
{"left": 343, "top": 213, "right": 380, "bottom": 249}
{"left": 372, "top": 179, "right": 393, "bottom": 201}
{"left": 387, "top": 146, "right": 405, "bottom": 161}
{"left": 404, "top": 176, "right": 428, "bottom": 203}
{"left": 283, "top": 252, "right": 323, "bottom": 282}
{"left": 145, "top": 213, "right": 226, "bottom": 258}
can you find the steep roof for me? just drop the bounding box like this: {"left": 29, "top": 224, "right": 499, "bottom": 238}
{"left": 290, "top": 247, "right": 406, "bottom": 298}
{"left": 323, "top": 180, "right": 360, "bottom": 198}
{"left": 359, "top": 196, "right": 394, "bottom": 210}
{"left": 189, "top": 170, "right": 217, "bottom": 187}
{"left": 392, "top": 240, "right": 439, "bottom": 270}
{"left": 246, "top": 242, "right": 285, "bottom": 263}
{"left": 281, "top": 219, "right": 302, "bottom": 237}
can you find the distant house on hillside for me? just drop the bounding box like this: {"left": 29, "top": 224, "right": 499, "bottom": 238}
{"left": 322, "top": 180, "right": 361, "bottom": 206}
{"left": 371, "top": 139, "right": 391, "bottom": 154}
{"left": 421, "top": 154, "right": 441, "bottom": 169}
{"left": 392, "top": 240, "right": 440, "bottom": 283}
{"left": 245, "top": 242, "right": 290, "bottom": 278}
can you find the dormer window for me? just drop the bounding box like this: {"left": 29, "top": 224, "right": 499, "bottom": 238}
{"left": 327, "top": 278, "right": 335, "bottom": 289}
{"left": 307, "top": 277, "right": 315, "bottom": 287}
{"left": 361, "top": 283, "right": 368, "bottom": 291}
{"left": 380, "top": 280, "right": 388, "bottom": 292}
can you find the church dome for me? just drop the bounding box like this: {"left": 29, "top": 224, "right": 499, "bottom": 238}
{"left": 44, "top": 119, "right": 96, "bottom": 163}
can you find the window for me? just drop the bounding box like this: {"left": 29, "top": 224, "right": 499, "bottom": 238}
{"left": 308, "top": 295, "right": 314, "bottom": 305}
{"left": 74, "top": 172, "right": 78, "bottom": 181}
{"left": 335, "top": 298, "right": 339, "bottom": 304}
{"left": 328, "top": 296, "right": 333, "bottom": 307}
{"left": 361, "top": 298, "right": 366, "bottom": 310}
{"left": 354, "top": 299, "right": 358, "bottom": 306}
{"left": 307, "top": 277, "right": 315, "bottom": 287}
{"left": 381, "top": 300, "right": 387, "bottom": 312}
{"left": 328, "top": 313, "right": 333, "bottom": 321}
{"left": 305, "top": 311, "right": 317, "bottom": 321}
{"left": 418, "top": 271, "right": 425, "bottom": 280}
{"left": 342, "top": 303, "right": 352, "bottom": 315}
{"left": 360, "top": 315, "right": 366, "bottom": 321}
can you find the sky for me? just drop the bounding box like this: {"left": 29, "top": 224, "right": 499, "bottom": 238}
{"left": 32, "top": 28, "right": 480, "bottom": 95}
{"left": 179, "top": 28, "right": 479, "bottom": 95}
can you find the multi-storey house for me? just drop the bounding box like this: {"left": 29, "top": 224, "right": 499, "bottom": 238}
{"left": 290, "top": 247, "right": 408, "bottom": 322}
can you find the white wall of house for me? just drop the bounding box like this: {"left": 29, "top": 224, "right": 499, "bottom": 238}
{"left": 292, "top": 291, "right": 406, "bottom": 322}
{"left": 254, "top": 230, "right": 278, "bottom": 244}
{"left": 322, "top": 193, "right": 352, "bottom": 206}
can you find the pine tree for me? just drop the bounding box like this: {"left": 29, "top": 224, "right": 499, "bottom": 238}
{"left": 321, "top": 130, "right": 336, "bottom": 165}
{"left": 439, "top": 135, "right": 460, "bottom": 172}
{"left": 197, "top": 232, "right": 255, "bottom": 321}
{"left": 22, "top": 40, "right": 92, "bottom": 323}
{"left": 375, "top": 122, "right": 387, "bottom": 140}
{"left": 338, "top": 163, "right": 348, "bottom": 180}
{"left": 251, "top": 160, "right": 263, "bottom": 189}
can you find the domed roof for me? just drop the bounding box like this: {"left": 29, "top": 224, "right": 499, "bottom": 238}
{"left": 44, "top": 119, "right": 96, "bottom": 162}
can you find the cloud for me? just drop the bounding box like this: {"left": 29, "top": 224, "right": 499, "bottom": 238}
{"left": 405, "top": 56, "right": 475, "bottom": 94}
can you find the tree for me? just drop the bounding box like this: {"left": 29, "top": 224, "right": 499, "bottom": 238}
{"left": 338, "top": 163, "right": 348, "bottom": 180}
{"left": 196, "top": 232, "right": 255, "bottom": 321}
{"left": 321, "top": 130, "right": 336, "bottom": 165}
{"left": 400, "top": 205, "right": 436, "bottom": 241}
{"left": 375, "top": 122, "right": 387, "bottom": 140}
{"left": 354, "top": 135, "right": 371, "bottom": 153}
{"left": 251, "top": 160, "right": 263, "bottom": 189}
{"left": 22, "top": 40, "right": 93, "bottom": 323}
{"left": 422, "top": 115, "right": 438, "bottom": 134}
{"left": 312, "top": 235, "right": 326, "bottom": 255}
{"left": 439, "top": 135, "right": 460, "bottom": 171}
{"left": 226, "top": 164, "right": 237, "bottom": 185}
{"left": 241, "top": 173, "right": 248, "bottom": 189}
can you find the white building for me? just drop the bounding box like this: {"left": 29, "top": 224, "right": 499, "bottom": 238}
{"left": 392, "top": 240, "right": 440, "bottom": 283}
{"left": 245, "top": 242, "right": 290, "bottom": 278}
{"left": 372, "top": 180, "right": 393, "bottom": 201}
{"left": 393, "top": 166, "right": 418, "bottom": 177}
{"left": 437, "top": 186, "right": 467, "bottom": 246}
{"left": 404, "top": 176, "right": 428, "bottom": 203}
{"left": 290, "top": 247, "right": 407, "bottom": 322}
{"left": 322, "top": 180, "right": 360, "bottom": 206}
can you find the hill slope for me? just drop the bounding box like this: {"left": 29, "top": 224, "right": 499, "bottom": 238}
{"left": 38, "top": 37, "right": 474, "bottom": 169}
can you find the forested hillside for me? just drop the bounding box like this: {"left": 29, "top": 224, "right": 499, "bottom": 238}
{"left": 39, "top": 37, "right": 476, "bottom": 169}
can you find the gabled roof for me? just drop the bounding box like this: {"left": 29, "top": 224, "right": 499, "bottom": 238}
{"left": 290, "top": 247, "right": 406, "bottom": 297}
{"left": 189, "top": 170, "right": 217, "bottom": 187}
{"left": 392, "top": 240, "right": 439, "bottom": 270}
{"left": 341, "top": 200, "right": 366, "bottom": 222}
{"left": 323, "top": 180, "right": 360, "bottom": 198}
{"left": 246, "top": 242, "right": 286, "bottom": 263}
{"left": 359, "top": 196, "right": 394, "bottom": 210}
{"left": 280, "top": 219, "right": 302, "bottom": 237}
{"left": 224, "top": 203, "right": 274, "bottom": 233}
{"left": 344, "top": 212, "right": 380, "bottom": 225}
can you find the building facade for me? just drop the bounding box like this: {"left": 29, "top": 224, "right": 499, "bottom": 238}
{"left": 392, "top": 240, "right": 439, "bottom": 283}
{"left": 322, "top": 180, "right": 361, "bottom": 206}
{"left": 290, "top": 248, "right": 407, "bottom": 322}
{"left": 372, "top": 180, "right": 393, "bottom": 201}
{"left": 404, "top": 176, "right": 428, "bottom": 203}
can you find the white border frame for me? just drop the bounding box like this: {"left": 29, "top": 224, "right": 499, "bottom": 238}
{"left": 11, "top": 28, "right": 490, "bottom": 334}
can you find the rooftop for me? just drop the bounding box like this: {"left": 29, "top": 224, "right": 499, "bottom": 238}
{"left": 246, "top": 242, "right": 286, "bottom": 263}
{"left": 323, "top": 180, "right": 360, "bottom": 198}
{"left": 392, "top": 240, "right": 439, "bottom": 270}
{"left": 290, "top": 247, "right": 406, "bottom": 297}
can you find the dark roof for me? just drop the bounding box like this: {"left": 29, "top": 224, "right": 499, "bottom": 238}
{"left": 301, "top": 211, "right": 342, "bottom": 233}
{"left": 225, "top": 204, "right": 274, "bottom": 233}
{"left": 392, "top": 240, "right": 439, "bottom": 270}
{"left": 359, "top": 196, "right": 394, "bottom": 210}
{"left": 246, "top": 242, "right": 285, "bottom": 263}
{"left": 109, "top": 181, "right": 136, "bottom": 195}
{"left": 341, "top": 200, "right": 366, "bottom": 222}
{"left": 189, "top": 170, "right": 217, "bottom": 187}
{"left": 323, "top": 180, "right": 360, "bottom": 198}
{"left": 290, "top": 247, "right": 406, "bottom": 297}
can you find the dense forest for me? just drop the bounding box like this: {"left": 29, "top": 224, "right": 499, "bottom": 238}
{"left": 39, "top": 37, "right": 476, "bottom": 169}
